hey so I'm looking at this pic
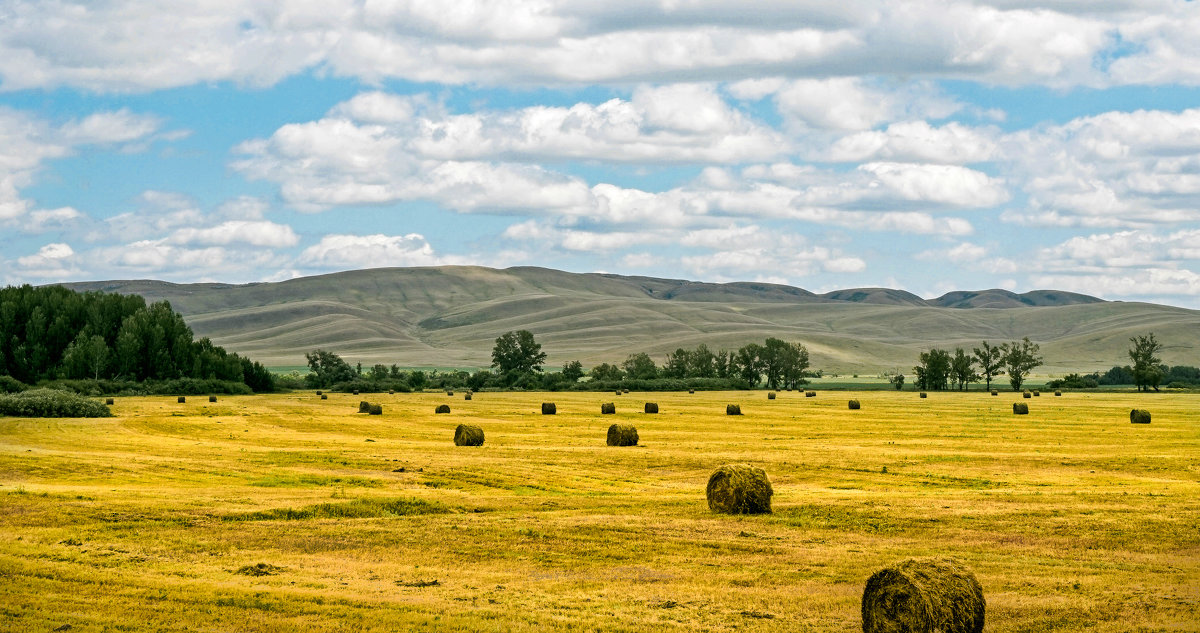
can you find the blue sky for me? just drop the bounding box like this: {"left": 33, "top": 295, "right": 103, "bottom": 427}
{"left": 2, "top": 1, "right": 1200, "bottom": 306}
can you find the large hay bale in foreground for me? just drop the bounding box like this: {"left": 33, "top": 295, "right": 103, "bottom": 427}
{"left": 368, "top": 404, "right": 382, "bottom": 415}
{"left": 601, "top": 402, "right": 616, "bottom": 414}
{"left": 726, "top": 404, "right": 741, "bottom": 415}
{"left": 644, "top": 402, "right": 659, "bottom": 414}
{"left": 435, "top": 404, "right": 451, "bottom": 414}
{"left": 706, "top": 464, "right": 772, "bottom": 514}
{"left": 919, "top": 392, "right": 927, "bottom": 398}
{"left": 542, "top": 402, "right": 556, "bottom": 415}
{"left": 805, "top": 391, "right": 816, "bottom": 397}
{"left": 767, "top": 392, "right": 776, "bottom": 400}
{"left": 358, "top": 400, "right": 371, "bottom": 413}
{"left": 606, "top": 424, "right": 639, "bottom": 446}
{"left": 209, "top": 395, "right": 217, "bottom": 403}
{"left": 177, "top": 396, "right": 186, "bottom": 404}
{"left": 454, "top": 424, "right": 485, "bottom": 446}
{"left": 848, "top": 400, "right": 861, "bottom": 410}
{"left": 862, "top": 557, "right": 985, "bottom": 633}
{"left": 1013, "top": 403, "right": 1028, "bottom": 415}
{"left": 1130, "top": 409, "right": 1151, "bottom": 424}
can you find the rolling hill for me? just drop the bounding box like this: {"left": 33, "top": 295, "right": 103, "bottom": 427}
{"left": 61, "top": 266, "right": 1200, "bottom": 373}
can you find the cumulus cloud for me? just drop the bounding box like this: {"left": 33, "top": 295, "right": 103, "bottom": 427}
{"left": 299, "top": 233, "right": 467, "bottom": 268}
{"left": 827, "top": 120, "right": 999, "bottom": 164}
{"left": 0, "top": 2, "right": 1190, "bottom": 92}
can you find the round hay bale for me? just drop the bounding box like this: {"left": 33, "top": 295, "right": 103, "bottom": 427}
{"left": 368, "top": 404, "right": 383, "bottom": 415}
{"left": 105, "top": 398, "right": 114, "bottom": 405}
{"left": 1013, "top": 402, "right": 1028, "bottom": 415}
{"left": 805, "top": 391, "right": 816, "bottom": 397}
{"left": 919, "top": 392, "right": 927, "bottom": 398}
{"left": 542, "top": 402, "right": 556, "bottom": 415}
{"left": 464, "top": 393, "right": 472, "bottom": 401}
{"left": 320, "top": 394, "right": 328, "bottom": 400}
{"left": 606, "top": 424, "right": 639, "bottom": 446}
{"left": 862, "top": 557, "right": 985, "bottom": 633}
{"left": 454, "top": 424, "right": 485, "bottom": 446}
{"left": 1022, "top": 391, "right": 1031, "bottom": 399}
{"left": 358, "top": 400, "right": 371, "bottom": 413}
{"left": 615, "top": 390, "right": 622, "bottom": 396}
{"left": 389, "top": 389, "right": 394, "bottom": 395}
{"left": 177, "top": 396, "right": 186, "bottom": 404}
{"left": 446, "top": 391, "right": 454, "bottom": 396}
{"left": 353, "top": 390, "right": 359, "bottom": 395}
{"left": 1130, "top": 409, "right": 1151, "bottom": 424}
{"left": 209, "top": 395, "right": 217, "bottom": 403}
{"left": 849, "top": 400, "right": 861, "bottom": 410}
{"left": 316, "top": 390, "right": 322, "bottom": 395}
{"left": 1054, "top": 390, "right": 1062, "bottom": 396}
{"left": 623, "top": 389, "right": 629, "bottom": 394}
{"left": 688, "top": 389, "right": 695, "bottom": 394}
{"left": 726, "top": 404, "right": 742, "bottom": 415}
{"left": 1033, "top": 390, "right": 1041, "bottom": 397}
{"left": 990, "top": 390, "right": 998, "bottom": 396}
{"left": 706, "top": 464, "right": 772, "bottom": 514}
{"left": 767, "top": 392, "right": 776, "bottom": 400}
{"left": 601, "top": 402, "right": 616, "bottom": 414}
{"left": 644, "top": 402, "right": 659, "bottom": 414}
{"left": 435, "top": 404, "right": 451, "bottom": 414}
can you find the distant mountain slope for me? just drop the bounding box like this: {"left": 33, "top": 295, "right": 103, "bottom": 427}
{"left": 59, "top": 266, "right": 1198, "bottom": 373}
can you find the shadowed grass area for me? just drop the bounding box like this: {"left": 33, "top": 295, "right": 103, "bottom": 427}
{"left": 0, "top": 390, "right": 1196, "bottom": 631}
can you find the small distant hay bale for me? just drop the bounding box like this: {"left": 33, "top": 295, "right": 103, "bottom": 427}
{"left": 1022, "top": 391, "right": 1032, "bottom": 399}
{"left": 542, "top": 402, "right": 556, "bottom": 415}
{"left": 1013, "top": 403, "right": 1028, "bottom": 415}
{"left": 320, "top": 394, "right": 327, "bottom": 400}
{"left": 105, "top": 398, "right": 114, "bottom": 405}
{"left": 919, "top": 392, "right": 927, "bottom": 398}
{"left": 209, "top": 395, "right": 217, "bottom": 403}
{"left": 1054, "top": 390, "right": 1062, "bottom": 396}
{"left": 767, "top": 392, "right": 776, "bottom": 400}
{"left": 353, "top": 390, "right": 359, "bottom": 395}
{"left": 689, "top": 389, "right": 695, "bottom": 394}
{"left": 615, "top": 390, "right": 622, "bottom": 396}
{"left": 1033, "top": 390, "right": 1041, "bottom": 397}
{"left": 446, "top": 391, "right": 453, "bottom": 396}
{"left": 990, "top": 390, "right": 998, "bottom": 396}
{"left": 177, "top": 396, "right": 186, "bottom": 404}
{"left": 454, "top": 424, "right": 485, "bottom": 446}
{"left": 601, "top": 402, "right": 616, "bottom": 414}
{"left": 607, "top": 424, "right": 639, "bottom": 446}
{"left": 1130, "top": 409, "right": 1151, "bottom": 424}
{"left": 368, "top": 404, "right": 383, "bottom": 416}
{"left": 849, "top": 400, "right": 861, "bottom": 410}
{"left": 623, "top": 389, "right": 630, "bottom": 394}
{"left": 805, "top": 391, "right": 816, "bottom": 398}
{"left": 435, "top": 404, "right": 451, "bottom": 414}
{"left": 316, "top": 390, "right": 323, "bottom": 395}
{"left": 464, "top": 393, "right": 472, "bottom": 401}
{"left": 706, "top": 464, "right": 772, "bottom": 514}
{"left": 358, "top": 400, "right": 371, "bottom": 413}
{"left": 644, "top": 402, "right": 659, "bottom": 414}
{"left": 861, "top": 557, "right": 985, "bottom": 633}
{"left": 726, "top": 404, "right": 742, "bottom": 415}
{"left": 389, "top": 389, "right": 394, "bottom": 395}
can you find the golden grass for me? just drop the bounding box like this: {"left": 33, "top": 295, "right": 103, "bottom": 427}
{"left": 1, "top": 390, "right": 1198, "bottom": 631}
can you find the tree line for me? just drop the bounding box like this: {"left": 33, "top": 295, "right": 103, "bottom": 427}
{"left": 0, "top": 285, "right": 274, "bottom": 393}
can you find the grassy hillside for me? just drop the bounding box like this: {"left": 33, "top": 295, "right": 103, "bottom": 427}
{"left": 62, "top": 266, "right": 1200, "bottom": 372}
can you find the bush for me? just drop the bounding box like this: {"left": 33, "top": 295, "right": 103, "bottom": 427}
{"left": 0, "top": 388, "right": 112, "bottom": 418}
{"left": 0, "top": 375, "right": 27, "bottom": 393}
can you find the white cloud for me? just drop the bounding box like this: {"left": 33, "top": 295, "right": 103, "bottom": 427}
{"left": 58, "top": 109, "right": 162, "bottom": 146}
{"left": 298, "top": 233, "right": 465, "bottom": 268}
{"left": 774, "top": 78, "right": 961, "bottom": 131}
{"left": 827, "top": 120, "right": 999, "bottom": 164}
{"left": 167, "top": 220, "right": 300, "bottom": 248}
{"left": 858, "top": 162, "right": 1009, "bottom": 208}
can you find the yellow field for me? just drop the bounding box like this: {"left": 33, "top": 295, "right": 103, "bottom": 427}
{"left": 1, "top": 390, "right": 1197, "bottom": 632}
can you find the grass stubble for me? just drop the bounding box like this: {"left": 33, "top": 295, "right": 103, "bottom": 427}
{"left": 0, "top": 390, "right": 1197, "bottom": 631}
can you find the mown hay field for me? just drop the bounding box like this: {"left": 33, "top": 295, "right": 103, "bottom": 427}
{"left": 1, "top": 390, "right": 1197, "bottom": 632}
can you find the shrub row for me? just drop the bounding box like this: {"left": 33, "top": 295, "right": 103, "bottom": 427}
{"left": 0, "top": 388, "right": 112, "bottom": 418}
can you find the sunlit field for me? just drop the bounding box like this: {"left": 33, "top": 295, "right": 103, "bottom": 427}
{"left": 1, "top": 390, "right": 1197, "bottom": 632}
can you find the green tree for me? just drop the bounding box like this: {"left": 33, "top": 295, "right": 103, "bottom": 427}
{"left": 305, "top": 349, "right": 358, "bottom": 388}
{"left": 491, "top": 330, "right": 547, "bottom": 379}
{"left": 972, "top": 341, "right": 1005, "bottom": 391}
{"left": 561, "top": 360, "right": 584, "bottom": 383}
{"left": 62, "top": 332, "right": 110, "bottom": 380}
{"left": 890, "top": 374, "right": 905, "bottom": 390}
{"left": 950, "top": 348, "right": 979, "bottom": 391}
{"left": 1128, "top": 333, "right": 1164, "bottom": 392}
{"left": 735, "top": 343, "right": 764, "bottom": 386}
{"left": 589, "top": 363, "right": 624, "bottom": 382}
{"left": 662, "top": 348, "right": 691, "bottom": 379}
{"left": 689, "top": 344, "right": 716, "bottom": 378}
{"left": 622, "top": 352, "right": 659, "bottom": 380}
{"left": 914, "top": 348, "right": 951, "bottom": 390}
{"left": 1002, "top": 337, "right": 1043, "bottom": 391}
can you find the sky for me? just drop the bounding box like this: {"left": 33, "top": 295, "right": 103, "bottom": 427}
{"left": 2, "top": 1, "right": 1200, "bottom": 306}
